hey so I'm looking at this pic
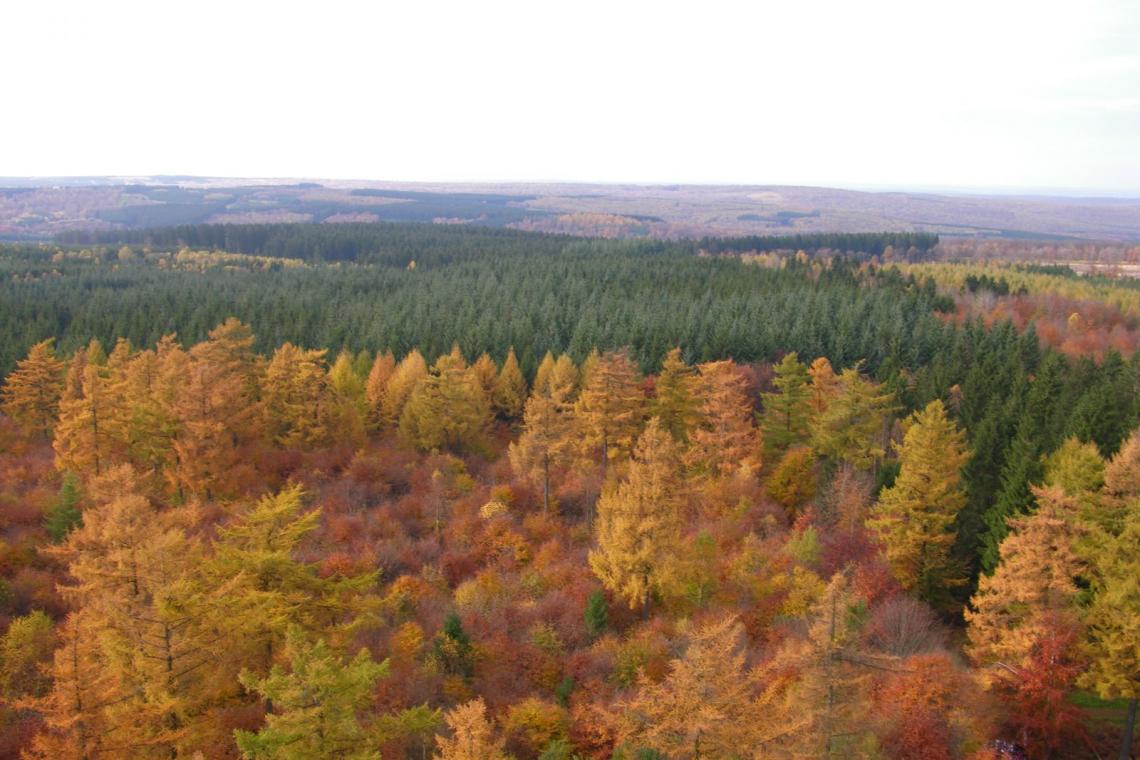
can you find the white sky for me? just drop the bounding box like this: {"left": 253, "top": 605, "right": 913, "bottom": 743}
{"left": 3, "top": 0, "right": 1139, "bottom": 194}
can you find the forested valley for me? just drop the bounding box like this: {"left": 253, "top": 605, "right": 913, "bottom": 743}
{"left": 0, "top": 223, "right": 1138, "bottom": 759}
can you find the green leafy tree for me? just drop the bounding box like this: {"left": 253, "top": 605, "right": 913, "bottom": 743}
{"left": 235, "top": 626, "right": 389, "bottom": 760}
{"left": 761, "top": 352, "right": 812, "bottom": 456}
{"left": 44, "top": 472, "right": 83, "bottom": 543}
{"left": 584, "top": 590, "right": 608, "bottom": 640}
{"left": 651, "top": 347, "right": 700, "bottom": 442}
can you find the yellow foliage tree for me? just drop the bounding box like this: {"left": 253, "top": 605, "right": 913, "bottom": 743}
{"left": 399, "top": 353, "right": 491, "bottom": 453}
{"left": 810, "top": 365, "right": 894, "bottom": 470}
{"left": 263, "top": 343, "right": 332, "bottom": 448}
{"left": 868, "top": 400, "right": 969, "bottom": 603}
{"left": 328, "top": 349, "right": 368, "bottom": 446}
{"left": 687, "top": 359, "right": 760, "bottom": 478}
{"left": 382, "top": 349, "right": 428, "bottom": 426}
{"left": 589, "top": 418, "right": 682, "bottom": 616}
{"left": 758, "top": 574, "right": 880, "bottom": 759}
{"left": 621, "top": 616, "right": 759, "bottom": 758}
{"left": 574, "top": 349, "right": 644, "bottom": 480}
{"left": 1, "top": 338, "right": 65, "bottom": 438}
{"left": 363, "top": 349, "right": 396, "bottom": 429}
{"left": 491, "top": 347, "right": 527, "bottom": 421}
{"left": 807, "top": 356, "right": 840, "bottom": 416}
{"left": 53, "top": 357, "right": 123, "bottom": 479}
{"left": 651, "top": 347, "right": 700, "bottom": 442}
{"left": 434, "top": 698, "right": 509, "bottom": 760}
{"left": 508, "top": 359, "right": 577, "bottom": 513}
{"left": 965, "top": 486, "right": 1084, "bottom": 673}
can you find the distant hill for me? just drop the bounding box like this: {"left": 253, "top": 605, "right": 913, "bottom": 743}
{"left": 1, "top": 177, "right": 1138, "bottom": 242}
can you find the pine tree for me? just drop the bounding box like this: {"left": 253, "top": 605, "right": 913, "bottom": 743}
{"left": 981, "top": 352, "right": 1069, "bottom": 570}
{"left": 584, "top": 590, "right": 608, "bottom": 640}
{"left": 687, "top": 359, "right": 760, "bottom": 478}
{"left": 1, "top": 338, "right": 65, "bottom": 438}
{"left": 44, "top": 471, "right": 83, "bottom": 543}
{"left": 761, "top": 351, "right": 812, "bottom": 456}
{"left": 651, "top": 347, "right": 700, "bottom": 442}
{"left": 589, "top": 418, "right": 682, "bottom": 615}
{"left": 235, "top": 626, "right": 389, "bottom": 760}
{"left": 869, "top": 400, "right": 969, "bottom": 604}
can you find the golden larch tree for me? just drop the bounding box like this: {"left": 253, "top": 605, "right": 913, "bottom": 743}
{"left": 686, "top": 359, "right": 761, "bottom": 478}
{"left": 574, "top": 349, "right": 644, "bottom": 481}
{"left": 399, "top": 351, "right": 491, "bottom": 453}
{"left": 470, "top": 352, "right": 499, "bottom": 400}
{"left": 434, "top": 698, "right": 509, "bottom": 760}
{"left": 965, "top": 486, "right": 1084, "bottom": 673}
{"left": 328, "top": 349, "right": 368, "bottom": 446}
{"left": 621, "top": 616, "right": 759, "bottom": 758}
{"left": 53, "top": 359, "right": 123, "bottom": 479}
{"left": 651, "top": 347, "right": 700, "bottom": 442}
{"left": 807, "top": 356, "right": 840, "bottom": 416}
{"left": 1, "top": 338, "right": 65, "bottom": 438}
{"left": 757, "top": 573, "right": 880, "bottom": 759}
{"left": 382, "top": 349, "right": 428, "bottom": 426}
{"left": 491, "top": 347, "right": 527, "bottom": 421}
{"left": 810, "top": 365, "right": 894, "bottom": 470}
{"left": 363, "top": 349, "right": 396, "bottom": 429}
{"left": 262, "top": 343, "right": 332, "bottom": 448}
{"left": 508, "top": 361, "right": 577, "bottom": 513}
{"left": 589, "top": 417, "right": 682, "bottom": 616}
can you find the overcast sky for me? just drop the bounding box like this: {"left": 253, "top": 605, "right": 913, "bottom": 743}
{"left": 3, "top": 0, "right": 1139, "bottom": 194}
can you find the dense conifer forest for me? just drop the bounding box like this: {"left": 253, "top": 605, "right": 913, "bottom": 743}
{"left": 0, "top": 223, "right": 1138, "bottom": 759}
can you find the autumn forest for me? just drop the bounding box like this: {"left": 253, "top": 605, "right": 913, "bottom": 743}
{"left": 0, "top": 224, "right": 1138, "bottom": 760}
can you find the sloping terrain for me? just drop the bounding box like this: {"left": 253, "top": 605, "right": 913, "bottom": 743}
{"left": 2, "top": 177, "right": 1138, "bottom": 241}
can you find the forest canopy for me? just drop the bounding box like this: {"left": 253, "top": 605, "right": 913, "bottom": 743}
{"left": 1, "top": 221, "right": 1138, "bottom": 759}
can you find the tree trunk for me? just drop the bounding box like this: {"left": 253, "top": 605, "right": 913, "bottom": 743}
{"left": 542, "top": 453, "right": 550, "bottom": 515}
{"left": 1120, "top": 697, "right": 1137, "bottom": 760}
